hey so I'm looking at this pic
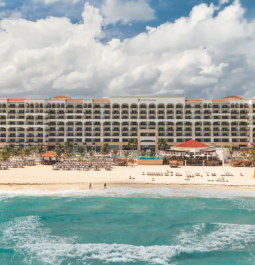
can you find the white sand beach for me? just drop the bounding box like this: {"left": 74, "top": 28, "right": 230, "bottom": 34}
{"left": 0, "top": 165, "right": 255, "bottom": 191}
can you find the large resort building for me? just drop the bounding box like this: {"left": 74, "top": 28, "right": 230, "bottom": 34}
{"left": 0, "top": 95, "right": 254, "bottom": 151}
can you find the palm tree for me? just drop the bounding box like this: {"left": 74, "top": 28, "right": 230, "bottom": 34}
{"left": 113, "top": 148, "right": 119, "bottom": 157}
{"left": 0, "top": 148, "right": 10, "bottom": 162}
{"left": 89, "top": 150, "right": 94, "bottom": 157}
{"left": 5, "top": 145, "right": 13, "bottom": 154}
{"left": 64, "top": 151, "right": 72, "bottom": 161}
{"left": 36, "top": 145, "right": 45, "bottom": 163}
{"left": 124, "top": 150, "right": 129, "bottom": 166}
{"left": 22, "top": 147, "right": 31, "bottom": 162}
{"left": 55, "top": 143, "right": 65, "bottom": 161}
{"left": 65, "top": 142, "right": 74, "bottom": 151}
{"left": 128, "top": 138, "right": 137, "bottom": 151}
{"left": 101, "top": 143, "right": 109, "bottom": 156}
{"left": 158, "top": 139, "right": 168, "bottom": 151}
{"left": 65, "top": 142, "right": 74, "bottom": 162}
{"left": 12, "top": 147, "right": 21, "bottom": 161}
{"left": 83, "top": 143, "right": 87, "bottom": 153}
{"left": 77, "top": 146, "right": 86, "bottom": 161}
{"left": 240, "top": 152, "right": 247, "bottom": 159}
{"left": 29, "top": 145, "right": 37, "bottom": 157}
{"left": 132, "top": 139, "right": 137, "bottom": 150}
{"left": 228, "top": 147, "right": 234, "bottom": 166}
{"left": 249, "top": 146, "right": 255, "bottom": 166}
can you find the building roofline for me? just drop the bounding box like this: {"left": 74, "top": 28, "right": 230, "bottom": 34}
{"left": 110, "top": 96, "right": 185, "bottom": 98}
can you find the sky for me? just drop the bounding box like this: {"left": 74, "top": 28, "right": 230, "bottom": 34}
{"left": 0, "top": 0, "right": 255, "bottom": 99}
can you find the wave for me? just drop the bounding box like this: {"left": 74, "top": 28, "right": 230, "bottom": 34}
{"left": 175, "top": 222, "right": 255, "bottom": 251}
{"left": 1, "top": 216, "right": 255, "bottom": 265}
{"left": 0, "top": 187, "right": 255, "bottom": 199}
{"left": 0, "top": 216, "right": 185, "bottom": 265}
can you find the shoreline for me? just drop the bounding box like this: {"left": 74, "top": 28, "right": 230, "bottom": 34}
{"left": 1, "top": 182, "right": 255, "bottom": 192}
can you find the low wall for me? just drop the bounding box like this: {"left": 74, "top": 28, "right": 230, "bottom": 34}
{"left": 134, "top": 159, "right": 163, "bottom": 165}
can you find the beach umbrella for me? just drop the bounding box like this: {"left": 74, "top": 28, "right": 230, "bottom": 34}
{"left": 200, "top": 154, "right": 205, "bottom": 157}
{"left": 185, "top": 154, "right": 190, "bottom": 158}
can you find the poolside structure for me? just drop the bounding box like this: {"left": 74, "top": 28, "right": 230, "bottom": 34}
{"left": 171, "top": 139, "right": 210, "bottom": 152}
{"left": 165, "top": 140, "right": 220, "bottom": 166}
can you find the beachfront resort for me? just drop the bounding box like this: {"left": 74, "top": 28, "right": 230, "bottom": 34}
{"left": 0, "top": 95, "right": 255, "bottom": 151}
{"left": 0, "top": 136, "right": 255, "bottom": 189}
{"left": 1, "top": 95, "right": 255, "bottom": 188}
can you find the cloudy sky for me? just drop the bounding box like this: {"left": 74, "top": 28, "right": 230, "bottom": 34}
{"left": 0, "top": 0, "right": 255, "bottom": 99}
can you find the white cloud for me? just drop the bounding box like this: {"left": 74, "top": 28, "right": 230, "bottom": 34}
{"left": 0, "top": 10, "right": 21, "bottom": 19}
{"left": 219, "top": 0, "right": 230, "bottom": 5}
{"left": 101, "top": 0, "right": 155, "bottom": 24}
{"left": 0, "top": 0, "right": 255, "bottom": 99}
{"left": 33, "top": 0, "right": 80, "bottom": 5}
{"left": 0, "top": 0, "right": 5, "bottom": 7}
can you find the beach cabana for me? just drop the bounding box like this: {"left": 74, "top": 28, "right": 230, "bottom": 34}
{"left": 173, "top": 140, "right": 209, "bottom": 153}
{"left": 41, "top": 151, "right": 57, "bottom": 158}
{"left": 164, "top": 140, "right": 220, "bottom": 166}
{"left": 41, "top": 151, "right": 57, "bottom": 165}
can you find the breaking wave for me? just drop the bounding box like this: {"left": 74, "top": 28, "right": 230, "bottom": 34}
{"left": 1, "top": 216, "right": 255, "bottom": 265}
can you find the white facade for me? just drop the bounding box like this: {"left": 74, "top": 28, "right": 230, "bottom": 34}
{"left": 0, "top": 95, "right": 255, "bottom": 150}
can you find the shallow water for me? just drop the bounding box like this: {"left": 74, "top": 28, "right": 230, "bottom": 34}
{"left": 0, "top": 188, "right": 255, "bottom": 265}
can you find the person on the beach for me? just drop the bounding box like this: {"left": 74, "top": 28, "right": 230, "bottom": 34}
{"left": 104, "top": 183, "right": 107, "bottom": 188}
{"left": 89, "top": 183, "right": 92, "bottom": 189}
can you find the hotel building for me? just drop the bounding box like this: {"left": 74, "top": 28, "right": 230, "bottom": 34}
{"left": 0, "top": 95, "right": 254, "bottom": 151}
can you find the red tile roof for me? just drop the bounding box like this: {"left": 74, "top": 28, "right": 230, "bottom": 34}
{"left": 51, "top": 96, "right": 71, "bottom": 99}
{"left": 66, "top": 99, "right": 83, "bottom": 102}
{"left": 8, "top": 98, "right": 25, "bottom": 102}
{"left": 213, "top": 99, "right": 230, "bottom": 102}
{"left": 186, "top": 99, "right": 202, "bottom": 102}
{"left": 41, "top": 151, "right": 57, "bottom": 157}
{"left": 175, "top": 139, "right": 209, "bottom": 148}
{"left": 224, "top": 96, "right": 243, "bottom": 99}
{"left": 94, "top": 99, "right": 110, "bottom": 103}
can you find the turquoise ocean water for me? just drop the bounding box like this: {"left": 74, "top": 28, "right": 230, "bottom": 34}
{"left": 0, "top": 188, "right": 255, "bottom": 265}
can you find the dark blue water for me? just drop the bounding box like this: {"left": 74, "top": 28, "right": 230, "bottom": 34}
{"left": 0, "top": 188, "right": 255, "bottom": 265}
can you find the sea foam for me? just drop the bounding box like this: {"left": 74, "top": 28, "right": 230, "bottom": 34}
{"left": 1, "top": 216, "right": 255, "bottom": 265}
{"left": 0, "top": 187, "right": 255, "bottom": 199}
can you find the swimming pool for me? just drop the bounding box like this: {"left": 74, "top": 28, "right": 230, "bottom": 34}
{"left": 135, "top": 156, "right": 162, "bottom": 160}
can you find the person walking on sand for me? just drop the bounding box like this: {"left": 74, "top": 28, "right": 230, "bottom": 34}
{"left": 104, "top": 183, "right": 107, "bottom": 189}
{"left": 89, "top": 183, "right": 92, "bottom": 189}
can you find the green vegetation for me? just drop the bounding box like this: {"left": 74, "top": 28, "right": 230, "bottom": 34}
{"left": 158, "top": 139, "right": 168, "bottom": 151}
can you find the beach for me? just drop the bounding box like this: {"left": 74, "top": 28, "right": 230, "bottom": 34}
{"left": 1, "top": 165, "right": 255, "bottom": 265}
{"left": 1, "top": 165, "right": 255, "bottom": 191}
